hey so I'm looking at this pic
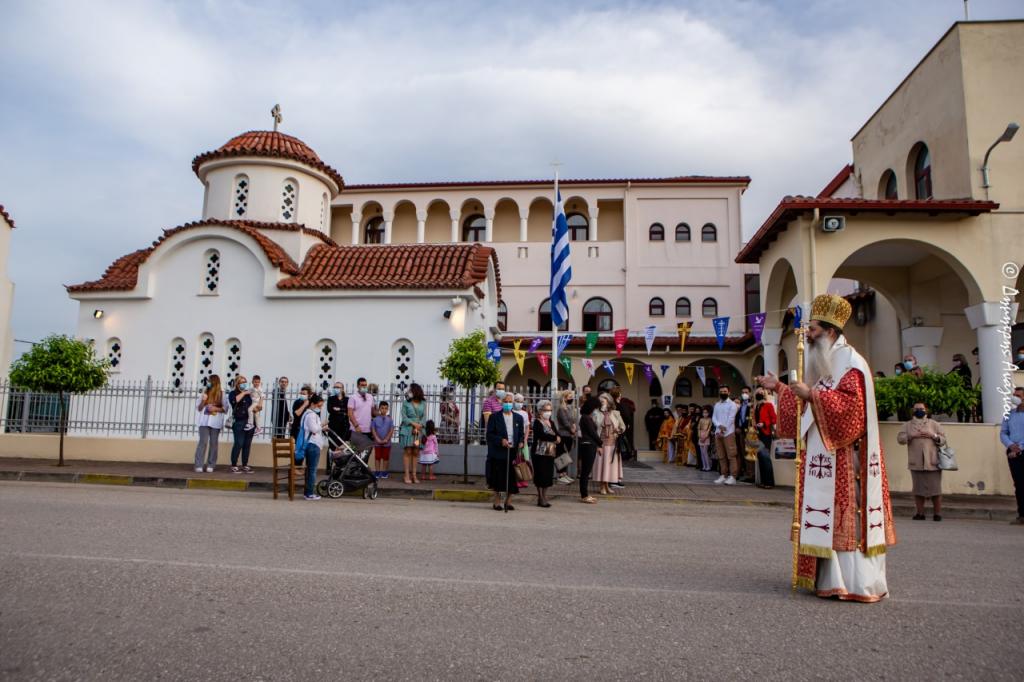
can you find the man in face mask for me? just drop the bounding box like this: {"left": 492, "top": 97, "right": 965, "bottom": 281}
{"left": 347, "top": 377, "right": 376, "bottom": 449}
{"left": 735, "top": 385, "right": 754, "bottom": 482}
{"left": 1015, "top": 347, "right": 1024, "bottom": 371}
{"left": 1000, "top": 386, "right": 1024, "bottom": 525}
{"left": 272, "top": 376, "right": 290, "bottom": 438}
{"left": 482, "top": 381, "right": 507, "bottom": 429}
{"left": 327, "top": 381, "right": 350, "bottom": 441}
{"left": 712, "top": 385, "right": 739, "bottom": 484}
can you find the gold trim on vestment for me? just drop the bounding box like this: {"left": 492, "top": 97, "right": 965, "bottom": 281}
{"left": 795, "top": 576, "right": 816, "bottom": 592}
{"left": 864, "top": 544, "right": 887, "bottom": 558}
{"left": 799, "top": 544, "right": 836, "bottom": 559}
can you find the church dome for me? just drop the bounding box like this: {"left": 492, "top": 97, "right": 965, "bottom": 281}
{"left": 192, "top": 130, "right": 344, "bottom": 191}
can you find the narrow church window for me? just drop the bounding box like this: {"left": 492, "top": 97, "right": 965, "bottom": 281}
{"left": 281, "top": 178, "right": 298, "bottom": 222}
{"left": 224, "top": 338, "right": 242, "bottom": 386}
{"left": 204, "top": 249, "right": 220, "bottom": 293}
{"left": 169, "top": 338, "right": 187, "bottom": 390}
{"left": 197, "top": 333, "right": 215, "bottom": 387}
{"left": 391, "top": 339, "right": 414, "bottom": 391}
{"left": 233, "top": 174, "right": 249, "bottom": 218}
{"left": 106, "top": 338, "right": 122, "bottom": 371}
{"left": 321, "top": 193, "right": 330, "bottom": 230}
{"left": 315, "top": 340, "right": 336, "bottom": 391}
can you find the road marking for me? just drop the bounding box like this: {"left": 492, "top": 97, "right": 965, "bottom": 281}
{"left": 3, "top": 551, "right": 1021, "bottom": 610}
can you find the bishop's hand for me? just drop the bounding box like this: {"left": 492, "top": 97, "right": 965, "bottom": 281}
{"left": 791, "top": 382, "right": 812, "bottom": 402}
{"left": 756, "top": 372, "right": 780, "bottom": 392}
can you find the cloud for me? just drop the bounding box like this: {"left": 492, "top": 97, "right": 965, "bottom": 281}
{"left": 0, "top": 0, "right": 1020, "bottom": 346}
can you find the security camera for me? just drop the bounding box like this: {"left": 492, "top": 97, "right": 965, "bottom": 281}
{"left": 443, "top": 309, "right": 453, "bottom": 319}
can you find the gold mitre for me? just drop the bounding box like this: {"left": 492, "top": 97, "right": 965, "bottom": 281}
{"left": 809, "top": 293, "right": 852, "bottom": 329}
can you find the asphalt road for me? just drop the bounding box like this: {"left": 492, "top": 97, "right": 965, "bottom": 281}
{"left": 1, "top": 482, "right": 1022, "bottom": 681}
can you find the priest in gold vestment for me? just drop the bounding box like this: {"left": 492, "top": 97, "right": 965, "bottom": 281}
{"left": 757, "top": 294, "right": 896, "bottom": 602}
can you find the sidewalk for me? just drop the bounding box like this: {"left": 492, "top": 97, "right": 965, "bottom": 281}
{"left": 0, "top": 457, "right": 1017, "bottom": 520}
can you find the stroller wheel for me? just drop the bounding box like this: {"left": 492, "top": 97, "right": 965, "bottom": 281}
{"left": 327, "top": 480, "right": 345, "bottom": 499}
{"left": 366, "top": 481, "right": 380, "bottom": 500}
{"left": 315, "top": 480, "right": 328, "bottom": 497}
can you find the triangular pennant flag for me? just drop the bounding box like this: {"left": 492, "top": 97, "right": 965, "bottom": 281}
{"left": 514, "top": 348, "right": 527, "bottom": 374}
{"left": 557, "top": 334, "right": 574, "bottom": 355}
{"left": 585, "top": 332, "right": 599, "bottom": 357}
{"left": 537, "top": 353, "right": 550, "bottom": 375}
{"left": 712, "top": 317, "right": 730, "bottom": 350}
{"left": 660, "top": 364, "right": 670, "bottom": 378}
{"left": 695, "top": 365, "right": 707, "bottom": 387}
{"left": 643, "top": 325, "right": 657, "bottom": 355}
{"left": 528, "top": 337, "right": 544, "bottom": 354}
{"left": 602, "top": 360, "right": 615, "bottom": 376}
{"left": 582, "top": 358, "right": 596, "bottom": 377}
{"left": 486, "top": 341, "right": 501, "bottom": 364}
{"left": 513, "top": 338, "right": 523, "bottom": 352}
{"left": 625, "top": 362, "right": 635, "bottom": 385}
{"left": 642, "top": 364, "right": 654, "bottom": 384}
{"left": 710, "top": 365, "right": 723, "bottom": 382}
{"left": 793, "top": 304, "right": 802, "bottom": 329}
{"left": 559, "top": 356, "right": 572, "bottom": 375}
{"left": 748, "top": 312, "right": 766, "bottom": 345}
{"left": 613, "top": 329, "right": 628, "bottom": 356}
{"left": 677, "top": 322, "right": 691, "bottom": 353}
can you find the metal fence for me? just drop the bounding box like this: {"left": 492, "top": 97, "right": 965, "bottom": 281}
{"left": 0, "top": 378, "right": 566, "bottom": 444}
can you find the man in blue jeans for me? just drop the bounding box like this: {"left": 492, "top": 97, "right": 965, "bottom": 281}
{"left": 1000, "top": 386, "right": 1024, "bottom": 525}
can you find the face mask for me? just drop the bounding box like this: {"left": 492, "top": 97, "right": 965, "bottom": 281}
{"left": 903, "top": 361, "right": 914, "bottom": 370}
{"left": 514, "top": 402, "right": 523, "bottom": 410}
{"left": 495, "top": 389, "right": 506, "bottom": 399}
{"left": 300, "top": 393, "right": 309, "bottom": 400}
{"left": 755, "top": 393, "right": 764, "bottom": 401}
{"left": 330, "top": 388, "right": 340, "bottom": 396}
{"left": 1017, "top": 354, "right": 1024, "bottom": 361}
{"left": 913, "top": 409, "right": 926, "bottom": 419}
{"left": 541, "top": 410, "right": 552, "bottom": 419}
{"left": 567, "top": 398, "right": 573, "bottom": 403}
{"left": 741, "top": 393, "right": 750, "bottom": 401}
{"left": 358, "top": 387, "right": 367, "bottom": 394}
{"left": 312, "top": 407, "right": 321, "bottom": 414}
{"left": 502, "top": 403, "right": 513, "bottom": 413}
{"left": 894, "top": 368, "right": 903, "bottom": 376}
{"left": 719, "top": 393, "right": 728, "bottom": 401}
{"left": 238, "top": 382, "right": 248, "bottom": 390}
{"left": 1012, "top": 396, "right": 1023, "bottom": 407}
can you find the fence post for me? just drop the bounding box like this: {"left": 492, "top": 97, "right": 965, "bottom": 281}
{"left": 141, "top": 375, "right": 152, "bottom": 439}
{"left": 21, "top": 391, "right": 31, "bottom": 433}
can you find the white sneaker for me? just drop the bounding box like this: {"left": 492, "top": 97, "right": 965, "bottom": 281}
{"left": 194, "top": 467, "right": 204, "bottom": 473}
{"left": 714, "top": 475, "right": 726, "bottom": 484}
{"left": 304, "top": 494, "right": 321, "bottom": 501}
{"left": 205, "top": 466, "right": 215, "bottom": 473}
{"left": 724, "top": 476, "right": 736, "bottom": 485}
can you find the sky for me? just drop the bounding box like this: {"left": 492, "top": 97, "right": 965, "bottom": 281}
{"left": 0, "top": 0, "right": 1021, "bottom": 349}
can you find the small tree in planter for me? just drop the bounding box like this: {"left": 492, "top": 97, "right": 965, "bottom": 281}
{"left": 437, "top": 330, "right": 501, "bottom": 484}
{"left": 9, "top": 335, "right": 109, "bottom": 466}
{"left": 873, "top": 369, "right": 976, "bottom": 422}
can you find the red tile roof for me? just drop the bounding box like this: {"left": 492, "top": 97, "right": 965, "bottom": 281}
{"left": 498, "top": 332, "right": 755, "bottom": 351}
{"left": 817, "top": 164, "right": 854, "bottom": 198}
{"left": 343, "top": 176, "right": 751, "bottom": 192}
{"left": 66, "top": 220, "right": 336, "bottom": 293}
{"left": 192, "top": 131, "right": 344, "bottom": 190}
{"left": 735, "top": 196, "right": 998, "bottom": 264}
{"left": 278, "top": 243, "right": 500, "bottom": 299}
{"left": 0, "top": 205, "right": 14, "bottom": 228}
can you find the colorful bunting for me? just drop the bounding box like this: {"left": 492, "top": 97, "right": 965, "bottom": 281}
{"left": 513, "top": 338, "right": 523, "bottom": 352}
{"left": 625, "top": 362, "right": 635, "bottom": 385}
{"left": 514, "top": 348, "right": 527, "bottom": 374}
{"left": 559, "top": 356, "right": 572, "bottom": 374}
{"left": 528, "top": 337, "right": 544, "bottom": 353}
{"left": 557, "top": 334, "right": 574, "bottom": 355}
{"left": 613, "top": 329, "right": 628, "bottom": 356}
{"left": 582, "top": 358, "right": 596, "bottom": 377}
{"left": 677, "top": 322, "right": 691, "bottom": 352}
{"left": 712, "top": 317, "right": 730, "bottom": 350}
{"left": 793, "top": 304, "right": 802, "bottom": 330}
{"left": 537, "top": 353, "right": 550, "bottom": 375}
{"left": 695, "top": 365, "right": 707, "bottom": 387}
{"left": 585, "top": 332, "right": 599, "bottom": 357}
{"left": 710, "top": 365, "right": 723, "bottom": 382}
{"left": 643, "top": 325, "right": 657, "bottom": 355}
{"left": 642, "top": 364, "right": 654, "bottom": 384}
{"left": 660, "top": 364, "right": 670, "bottom": 378}
{"left": 486, "top": 341, "right": 501, "bottom": 364}
{"left": 748, "top": 312, "right": 766, "bottom": 345}
{"left": 602, "top": 360, "right": 615, "bottom": 376}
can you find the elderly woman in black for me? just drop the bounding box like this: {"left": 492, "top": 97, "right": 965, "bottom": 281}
{"left": 531, "top": 399, "right": 561, "bottom": 508}
{"left": 576, "top": 395, "right": 601, "bottom": 504}
{"left": 485, "top": 392, "right": 525, "bottom": 511}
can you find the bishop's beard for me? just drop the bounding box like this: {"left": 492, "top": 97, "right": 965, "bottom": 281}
{"left": 805, "top": 335, "right": 835, "bottom": 386}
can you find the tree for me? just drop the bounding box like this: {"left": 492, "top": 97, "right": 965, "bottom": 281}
{"left": 873, "top": 369, "right": 976, "bottom": 422}
{"left": 437, "top": 329, "right": 501, "bottom": 484}
{"left": 9, "top": 335, "right": 109, "bottom": 466}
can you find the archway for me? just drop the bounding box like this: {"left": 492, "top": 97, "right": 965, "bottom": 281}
{"left": 424, "top": 199, "right": 451, "bottom": 243}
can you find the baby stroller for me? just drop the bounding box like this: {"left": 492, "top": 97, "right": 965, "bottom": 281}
{"left": 315, "top": 430, "right": 380, "bottom": 500}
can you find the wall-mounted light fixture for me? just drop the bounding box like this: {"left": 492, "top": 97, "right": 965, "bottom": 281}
{"left": 93, "top": 309, "right": 104, "bottom": 319}
{"left": 443, "top": 309, "right": 453, "bottom": 319}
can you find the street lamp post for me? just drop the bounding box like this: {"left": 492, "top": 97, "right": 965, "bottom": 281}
{"left": 981, "top": 122, "right": 1019, "bottom": 196}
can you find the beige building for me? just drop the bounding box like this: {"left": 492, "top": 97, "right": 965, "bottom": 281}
{"left": 0, "top": 205, "right": 14, "bottom": 372}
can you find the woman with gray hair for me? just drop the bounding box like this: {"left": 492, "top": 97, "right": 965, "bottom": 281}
{"left": 531, "top": 399, "right": 561, "bottom": 507}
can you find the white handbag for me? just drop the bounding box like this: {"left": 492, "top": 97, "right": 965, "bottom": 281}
{"left": 937, "top": 443, "right": 958, "bottom": 471}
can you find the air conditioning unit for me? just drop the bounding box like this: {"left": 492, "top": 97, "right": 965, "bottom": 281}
{"left": 821, "top": 215, "right": 846, "bottom": 233}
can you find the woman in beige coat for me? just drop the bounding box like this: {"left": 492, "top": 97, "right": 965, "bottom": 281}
{"left": 593, "top": 393, "right": 626, "bottom": 495}
{"left": 897, "top": 401, "right": 947, "bottom": 521}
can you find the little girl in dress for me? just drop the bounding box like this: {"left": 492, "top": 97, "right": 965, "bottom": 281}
{"left": 419, "top": 420, "right": 440, "bottom": 481}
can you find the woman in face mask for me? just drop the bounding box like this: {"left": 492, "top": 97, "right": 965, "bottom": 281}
{"left": 398, "top": 383, "right": 426, "bottom": 484}
{"left": 298, "top": 394, "right": 329, "bottom": 500}
{"left": 512, "top": 393, "right": 531, "bottom": 489}
{"left": 897, "top": 401, "right": 947, "bottom": 521}
{"left": 326, "top": 382, "right": 351, "bottom": 441}
{"left": 593, "top": 394, "right": 626, "bottom": 495}
{"left": 228, "top": 374, "right": 256, "bottom": 474}
{"left": 531, "top": 399, "right": 561, "bottom": 507}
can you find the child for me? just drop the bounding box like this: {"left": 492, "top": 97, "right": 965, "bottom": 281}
{"left": 419, "top": 420, "right": 440, "bottom": 481}
{"left": 371, "top": 401, "right": 394, "bottom": 479}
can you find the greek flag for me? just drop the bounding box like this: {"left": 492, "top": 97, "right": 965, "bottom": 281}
{"left": 550, "top": 189, "right": 572, "bottom": 327}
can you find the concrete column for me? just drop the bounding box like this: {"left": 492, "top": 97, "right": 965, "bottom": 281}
{"left": 350, "top": 211, "right": 362, "bottom": 245}
{"left": 900, "top": 326, "right": 944, "bottom": 370}
{"left": 416, "top": 210, "right": 427, "bottom": 244}
{"left": 966, "top": 301, "right": 1020, "bottom": 423}
{"left": 519, "top": 209, "right": 529, "bottom": 242}
{"left": 761, "top": 327, "right": 784, "bottom": 378}
{"left": 589, "top": 207, "right": 600, "bottom": 242}
{"left": 383, "top": 211, "right": 394, "bottom": 245}
{"left": 484, "top": 208, "right": 495, "bottom": 243}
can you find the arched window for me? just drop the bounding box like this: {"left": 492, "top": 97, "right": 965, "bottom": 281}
{"left": 233, "top": 174, "right": 249, "bottom": 218}
{"left": 702, "top": 297, "right": 718, "bottom": 317}
{"left": 463, "top": 214, "right": 486, "bottom": 242}
{"left": 321, "top": 192, "right": 330, "bottom": 230}
{"left": 203, "top": 249, "right": 220, "bottom": 293}
{"left": 197, "top": 333, "right": 215, "bottom": 386}
{"left": 675, "top": 223, "right": 691, "bottom": 242}
{"left": 582, "top": 297, "right": 613, "bottom": 331}
{"left": 169, "top": 338, "right": 187, "bottom": 389}
{"left": 224, "top": 338, "right": 242, "bottom": 386}
{"left": 364, "top": 217, "right": 385, "bottom": 244}
{"left": 674, "top": 376, "right": 692, "bottom": 397}
{"left": 913, "top": 144, "right": 932, "bottom": 199}
{"left": 701, "top": 223, "right": 717, "bottom": 242}
{"left": 880, "top": 169, "right": 898, "bottom": 199}
{"left": 675, "top": 297, "right": 691, "bottom": 317}
{"left": 649, "top": 223, "right": 665, "bottom": 241}
{"left": 315, "top": 339, "right": 336, "bottom": 391}
{"left": 649, "top": 297, "right": 665, "bottom": 316}
{"left": 280, "top": 178, "right": 298, "bottom": 222}
{"left": 391, "top": 339, "right": 414, "bottom": 391}
{"left": 702, "top": 377, "right": 719, "bottom": 398}
{"left": 106, "top": 338, "right": 122, "bottom": 372}
{"left": 497, "top": 301, "right": 508, "bottom": 332}
{"left": 567, "top": 213, "right": 589, "bottom": 241}
{"left": 538, "top": 298, "right": 569, "bottom": 332}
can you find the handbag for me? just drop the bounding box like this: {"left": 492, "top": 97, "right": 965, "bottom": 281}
{"left": 553, "top": 450, "right": 572, "bottom": 470}
{"left": 937, "top": 443, "right": 958, "bottom": 471}
{"left": 514, "top": 456, "right": 533, "bottom": 483}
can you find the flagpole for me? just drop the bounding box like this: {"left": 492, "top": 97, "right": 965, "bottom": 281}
{"left": 551, "top": 167, "right": 560, "bottom": 403}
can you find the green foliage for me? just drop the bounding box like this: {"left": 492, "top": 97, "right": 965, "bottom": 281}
{"left": 873, "top": 369, "right": 975, "bottom": 419}
{"left": 437, "top": 330, "right": 500, "bottom": 389}
{"left": 9, "top": 335, "right": 109, "bottom": 394}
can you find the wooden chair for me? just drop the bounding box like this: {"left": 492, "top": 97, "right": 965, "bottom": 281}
{"left": 272, "top": 437, "right": 301, "bottom": 500}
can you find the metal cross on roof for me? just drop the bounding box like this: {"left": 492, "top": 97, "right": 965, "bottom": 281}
{"left": 271, "top": 104, "right": 282, "bottom": 132}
